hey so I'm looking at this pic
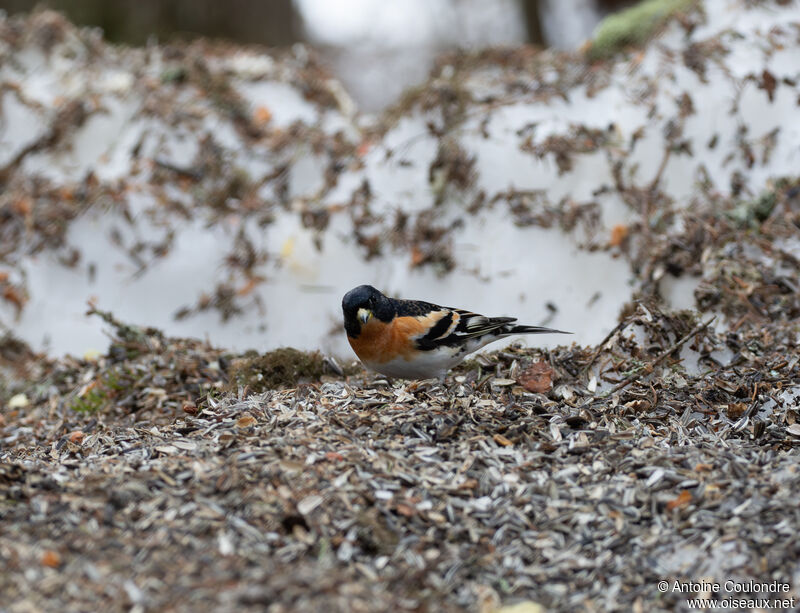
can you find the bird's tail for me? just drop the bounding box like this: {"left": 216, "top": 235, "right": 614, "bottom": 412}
{"left": 507, "top": 324, "right": 572, "bottom": 335}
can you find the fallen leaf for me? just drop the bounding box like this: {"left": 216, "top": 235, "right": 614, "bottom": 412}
{"left": 517, "top": 362, "right": 554, "bottom": 394}
{"left": 59, "top": 187, "right": 75, "bottom": 201}
{"left": 2, "top": 285, "right": 28, "bottom": 312}
{"left": 357, "top": 139, "right": 372, "bottom": 157}
{"left": 609, "top": 224, "right": 629, "bottom": 247}
{"left": 410, "top": 245, "right": 426, "bottom": 267}
{"left": 666, "top": 489, "right": 692, "bottom": 511}
{"left": 253, "top": 105, "right": 272, "bottom": 125}
{"left": 787, "top": 423, "right": 800, "bottom": 437}
{"left": 236, "top": 414, "right": 257, "bottom": 428}
{"left": 41, "top": 550, "right": 61, "bottom": 568}
{"left": 237, "top": 275, "right": 265, "bottom": 296}
{"left": 12, "top": 197, "right": 32, "bottom": 216}
{"left": 726, "top": 402, "right": 747, "bottom": 419}
{"left": 395, "top": 502, "right": 416, "bottom": 517}
{"left": 493, "top": 434, "right": 513, "bottom": 447}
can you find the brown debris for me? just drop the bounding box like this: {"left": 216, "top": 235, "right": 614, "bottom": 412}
{"left": 517, "top": 362, "right": 554, "bottom": 394}
{"left": 1, "top": 7, "right": 799, "bottom": 613}
{"left": 2, "top": 291, "right": 799, "bottom": 611}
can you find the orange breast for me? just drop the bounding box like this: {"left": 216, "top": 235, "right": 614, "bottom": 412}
{"left": 348, "top": 312, "right": 445, "bottom": 364}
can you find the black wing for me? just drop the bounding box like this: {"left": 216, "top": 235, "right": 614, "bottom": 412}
{"left": 415, "top": 309, "right": 517, "bottom": 350}
{"left": 395, "top": 299, "right": 571, "bottom": 352}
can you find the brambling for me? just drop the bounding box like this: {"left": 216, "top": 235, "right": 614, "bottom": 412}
{"left": 342, "top": 285, "right": 571, "bottom": 380}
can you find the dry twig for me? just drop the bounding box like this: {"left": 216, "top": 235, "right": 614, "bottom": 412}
{"left": 601, "top": 316, "right": 716, "bottom": 396}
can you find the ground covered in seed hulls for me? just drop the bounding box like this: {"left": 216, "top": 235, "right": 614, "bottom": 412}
{"left": 2, "top": 281, "right": 799, "bottom": 612}
{"left": 2, "top": 3, "right": 800, "bottom": 610}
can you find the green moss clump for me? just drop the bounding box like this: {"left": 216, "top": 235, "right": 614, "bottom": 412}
{"left": 70, "top": 369, "right": 125, "bottom": 413}
{"left": 227, "top": 348, "right": 330, "bottom": 392}
{"left": 726, "top": 192, "right": 778, "bottom": 228}
{"left": 587, "top": 0, "right": 696, "bottom": 61}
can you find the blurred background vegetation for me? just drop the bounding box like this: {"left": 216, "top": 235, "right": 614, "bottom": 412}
{"left": 0, "top": 0, "right": 304, "bottom": 46}
{"left": 0, "top": 0, "right": 636, "bottom": 108}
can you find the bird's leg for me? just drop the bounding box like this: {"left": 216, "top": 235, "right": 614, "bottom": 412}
{"left": 436, "top": 374, "right": 450, "bottom": 395}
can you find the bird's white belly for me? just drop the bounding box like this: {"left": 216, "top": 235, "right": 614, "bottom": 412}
{"left": 362, "top": 349, "right": 463, "bottom": 379}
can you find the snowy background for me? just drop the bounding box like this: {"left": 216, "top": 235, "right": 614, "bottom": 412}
{"left": 0, "top": 0, "right": 798, "bottom": 360}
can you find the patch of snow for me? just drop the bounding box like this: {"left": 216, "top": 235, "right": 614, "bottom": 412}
{"left": 22, "top": 96, "right": 141, "bottom": 182}
{"left": 0, "top": 92, "right": 46, "bottom": 166}
{"left": 2, "top": 0, "right": 799, "bottom": 362}
{"left": 541, "top": 0, "right": 602, "bottom": 49}
{"left": 237, "top": 81, "right": 320, "bottom": 128}
{"left": 660, "top": 274, "right": 698, "bottom": 312}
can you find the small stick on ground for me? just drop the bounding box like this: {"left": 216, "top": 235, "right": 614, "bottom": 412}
{"left": 601, "top": 317, "right": 716, "bottom": 397}
{"left": 581, "top": 320, "right": 627, "bottom": 376}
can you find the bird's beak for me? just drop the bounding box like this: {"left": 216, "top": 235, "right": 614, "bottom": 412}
{"left": 357, "top": 308, "right": 373, "bottom": 324}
